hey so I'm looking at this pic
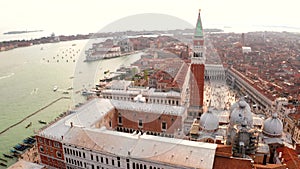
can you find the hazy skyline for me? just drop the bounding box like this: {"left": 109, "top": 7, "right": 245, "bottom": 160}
{"left": 1, "top": 0, "right": 300, "bottom": 35}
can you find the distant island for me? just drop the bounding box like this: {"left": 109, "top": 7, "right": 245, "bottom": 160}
{"left": 3, "top": 30, "right": 43, "bottom": 35}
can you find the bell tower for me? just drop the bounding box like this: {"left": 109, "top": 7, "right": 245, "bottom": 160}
{"left": 192, "top": 9, "right": 205, "bottom": 64}
{"left": 189, "top": 9, "right": 205, "bottom": 115}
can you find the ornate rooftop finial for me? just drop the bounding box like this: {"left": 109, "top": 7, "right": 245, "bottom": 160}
{"left": 272, "top": 112, "right": 278, "bottom": 118}
{"left": 238, "top": 100, "right": 247, "bottom": 108}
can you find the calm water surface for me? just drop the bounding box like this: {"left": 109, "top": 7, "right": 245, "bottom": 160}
{"left": 0, "top": 39, "right": 141, "bottom": 167}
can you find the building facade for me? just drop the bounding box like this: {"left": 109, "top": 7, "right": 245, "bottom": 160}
{"left": 36, "top": 135, "right": 65, "bottom": 169}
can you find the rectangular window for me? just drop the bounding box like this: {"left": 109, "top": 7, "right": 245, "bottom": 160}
{"left": 91, "top": 154, "right": 93, "bottom": 160}
{"left": 83, "top": 152, "right": 86, "bottom": 158}
{"left": 106, "top": 158, "right": 109, "bottom": 164}
{"left": 96, "top": 155, "right": 99, "bottom": 162}
{"left": 117, "top": 156, "right": 121, "bottom": 167}
{"left": 138, "top": 119, "right": 143, "bottom": 128}
{"left": 39, "top": 137, "right": 43, "bottom": 143}
{"left": 118, "top": 116, "right": 123, "bottom": 125}
{"left": 112, "top": 159, "right": 115, "bottom": 166}
{"left": 54, "top": 142, "right": 60, "bottom": 148}
{"left": 161, "top": 122, "right": 167, "bottom": 131}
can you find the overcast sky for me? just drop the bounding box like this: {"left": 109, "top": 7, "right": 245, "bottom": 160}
{"left": 1, "top": 0, "right": 299, "bottom": 34}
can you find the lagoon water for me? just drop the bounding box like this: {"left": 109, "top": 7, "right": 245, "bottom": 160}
{"left": 0, "top": 39, "right": 141, "bottom": 167}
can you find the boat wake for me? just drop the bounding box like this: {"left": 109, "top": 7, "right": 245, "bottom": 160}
{"left": 30, "top": 88, "right": 39, "bottom": 95}
{"left": 0, "top": 73, "right": 15, "bottom": 80}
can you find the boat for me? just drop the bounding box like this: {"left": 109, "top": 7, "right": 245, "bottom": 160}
{"left": 14, "top": 144, "right": 29, "bottom": 151}
{"left": 21, "top": 143, "right": 34, "bottom": 148}
{"left": 23, "top": 137, "right": 36, "bottom": 144}
{"left": 67, "top": 87, "right": 73, "bottom": 90}
{"left": 0, "top": 158, "right": 7, "bottom": 162}
{"left": 72, "top": 44, "right": 76, "bottom": 46}
{"left": 3, "top": 154, "right": 13, "bottom": 159}
{"left": 81, "top": 89, "right": 96, "bottom": 96}
{"left": 53, "top": 86, "right": 58, "bottom": 92}
{"left": 104, "top": 70, "right": 110, "bottom": 74}
{"left": 25, "top": 122, "right": 32, "bottom": 128}
{"left": 38, "top": 120, "right": 47, "bottom": 124}
{"left": 0, "top": 162, "right": 7, "bottom": 167}
{"left": 10, "top": 150, "right": 21, "bottom": 157}
{"left": 62, "top": 91, "right": 69, "bottom": 94}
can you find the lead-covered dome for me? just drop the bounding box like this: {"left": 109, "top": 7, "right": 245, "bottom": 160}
{"left": 230, "top": 100, "right": 253, "bottom": 127}
{"left": 200, "top": 109, "right": 219, "bottom": 131}
{"left": 263, "top": 113, "right": 283, "bottom": 137}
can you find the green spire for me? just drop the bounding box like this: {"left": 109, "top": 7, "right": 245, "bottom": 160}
{"left": 194, "top": 9, "right": 203, "bottom": 38}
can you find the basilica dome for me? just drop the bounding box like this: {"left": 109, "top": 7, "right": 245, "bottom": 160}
{"left": 230, "top": 100, "right": 253, "bottom": 127}
{"left": 200, "top": 109, "right": 219, "bottom": 131}
{"left": 263, "top": 113, "right": 283, "bottom": 137}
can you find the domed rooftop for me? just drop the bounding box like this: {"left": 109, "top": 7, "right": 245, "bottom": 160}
{"left": 263, "top": 113, "right": 283, "bottom": 137}
{"left": 230, "top": 100, "right": 253, "bottom": 127}
{"left": 200, "top": 109, "right": 219, "bottom": 131}
{"left": 230, "top": 97, "right": 251, "bottom": 113}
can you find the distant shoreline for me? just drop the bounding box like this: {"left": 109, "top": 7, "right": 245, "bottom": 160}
{"left": 3, "top": 30, "right": 43, "bottom": 35}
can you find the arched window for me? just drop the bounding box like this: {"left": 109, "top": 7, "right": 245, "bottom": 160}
{"left": 56, "top": 151, "right": 62, "bottom": 158}
{"left": 39, "top": 146, "right": 44, "bottom": 152}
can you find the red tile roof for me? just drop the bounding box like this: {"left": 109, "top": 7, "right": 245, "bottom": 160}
{"left": 276, "top": 146, "right": 300, "bottom": 169}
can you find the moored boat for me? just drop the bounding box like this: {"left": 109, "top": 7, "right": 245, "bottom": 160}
{"left": 14, "top": 144, "right": 28, "bottom": 151}
{"left": 53, "top": 86, "right": 58, "bottom": 92}
{"left": 0, "top": 162, "right": 7, "bottom": 167}
{"left": 0, "top": 157, "right": 7, "bottom": 162}
{"left": 25, "top": 122, "right": 32, "bottom": 128}
{"left": 10, "top": 149, "right": 21, "bottom": 157}
{"left": 38, "top": 120, "right": 47, "bottom": 124}
{"left": 3, "top": 153, "right": 13, "bottom": 159}
{"left": 23, "top": 137, "right": 36, "bottom": 144}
